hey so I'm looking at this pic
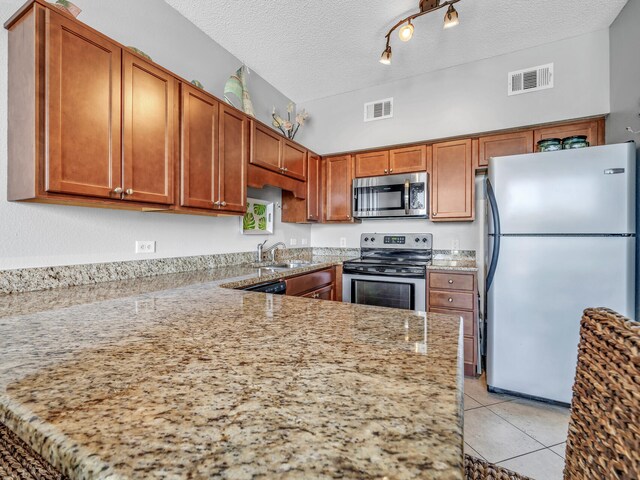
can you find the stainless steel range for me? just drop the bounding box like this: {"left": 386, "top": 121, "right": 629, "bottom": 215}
{"left": 342, "top": 233, "right": 433, "bottom": 311}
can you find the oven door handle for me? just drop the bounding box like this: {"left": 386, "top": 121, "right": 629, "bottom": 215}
{"left": 343, "top": 268, "right": 425, "bottom": 278}
{"left": 404, "top": 179, "right": 410, "bottom": 214}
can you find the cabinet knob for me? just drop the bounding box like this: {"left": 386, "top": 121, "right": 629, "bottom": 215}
{"left": 346, "top": 215, "right": 351, "bottom": 219}
{"left": 213, "top": 201, "right": 221, "bottom": 206}
{"left": 113, "top": 187, "right": 123, "bottom": 194}
{"left": 283, "top": 167, "right": 289, "bottom": 172}
{"left": 125, "top": 188, "right": 134, "bottom": 195}
{"left": 448, "top": 279, "right": 454, "bottom": 284}
{"left": 384, "top": 169, "right": 388, "bottom": 174}
{"left": 448, "top": 298, "right": 453, "bottom": 303}
{"left": 221, "top": 201, "right": 227, "bottom": 207}
{"left": 389, "top": 169, "right": 393, "bottom": 173}
{"left": 313, "top": 293, "right": 320, "bottom": 298}
{"left": 433, "top": 212, "right": 437, "bottom": 217}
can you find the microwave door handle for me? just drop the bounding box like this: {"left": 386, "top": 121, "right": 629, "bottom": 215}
{"left": 404, "top": 180, "right": 410, "bottom": 214}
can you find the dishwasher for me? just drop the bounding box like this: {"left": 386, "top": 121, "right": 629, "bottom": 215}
{"left": 241, "top": 279, "right": 287, "bottom": 294}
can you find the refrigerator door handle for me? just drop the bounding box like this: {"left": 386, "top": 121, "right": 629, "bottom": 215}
{"left": 486, "top": 179, "right": 501, "bottom": 290}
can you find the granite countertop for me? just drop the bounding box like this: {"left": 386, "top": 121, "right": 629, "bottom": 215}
{"left": 428, "top": 259, "right": 479, "bottom": 272}
{"left": 0, "top": 259, "right": 464, "bottom": 479}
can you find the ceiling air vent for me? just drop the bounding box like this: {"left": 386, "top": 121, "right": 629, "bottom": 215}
{"left": 364, "top": 97, "right": 393, "bottom": 122}
{"left": 508, "top": 63, "right": 554, "bottom": 96}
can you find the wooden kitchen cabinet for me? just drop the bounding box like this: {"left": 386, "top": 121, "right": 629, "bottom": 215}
{"left": 533, "top": 119, "right": 604, "bottom": 148}
{"left": 179, "top": 85, "right": 246, "bottom": 215}
{"left": 355, "top": 145, "right": 427, "bottom": 178}
{"left": 218, "top": 104, "right": 248, "bottom": 213}
{"left": 282, "top": 151, "right": 321, "bottom": 223}
{"left": 355, "top": 151, "right": 389, "bottom": 177}
{"left": 122, "top": 52, "right": 176, "bottom": 205}
{"left": 44, "top": 11, "right": 122, "bottom": 200}
{"left": 427, "top": 270, "right": 479, "bottom": 376}
{"left": 477, "top": 130, "right": 534, "bottom": 169}
{"left": 389, "top": 145, "right": 428, "bottom": 174}
{"left": 324, "top": 155, "right": 354, "bottom": 222}
{"left": 250, "top": 122, "right": 307, "bottom": 181}
{"left": 285, "top": 267, "right": 336, "bottom": 298}
{"left": 429, "top": 139, "right": 475, "bottom": 221}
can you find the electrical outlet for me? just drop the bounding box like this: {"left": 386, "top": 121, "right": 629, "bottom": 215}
{"left": 339, "top": 237, "right": 347, "bottom": 247}
{"left": 451, "top": 238, "right": 460, "bottom": 251}
{"left": 135, "top": 241, "right": 156, "bottom": 254}
{"left": 290, "top": 238, "right": 298, "bottom": 246}
{"left": 301, "top": 238, "right": 308, "bottom": 246}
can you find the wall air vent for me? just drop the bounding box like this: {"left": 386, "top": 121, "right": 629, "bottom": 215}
{"left": 364, "top": 97, "right": 393, "bottom": 122}
{"left": 508, "top": 63, "right": 554, "bottom": 96}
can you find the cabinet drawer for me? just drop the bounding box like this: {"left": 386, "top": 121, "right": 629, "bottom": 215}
{"left": 429, "top": 272, "right": 474, "bottom": 291}
{"left": 429, "top": 290, "right": 474, "bottom": 310}
{"left": 286, "top": 268, "right": 335, "bottom": 296}
{"left": 429, "top": 307, "right": 474, "bottom": 337}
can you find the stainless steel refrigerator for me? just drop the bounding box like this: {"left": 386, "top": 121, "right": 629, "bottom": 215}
{"left": 486, "top": 142, "right": 636, "bottom": 404}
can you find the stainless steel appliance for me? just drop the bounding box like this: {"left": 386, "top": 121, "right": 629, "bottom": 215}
{"left": 242, "top": 279, "right": 287, "bottom": 294}
{"left": 486, "top": 142, "right": 637, "bottom": 404}
{"left": 343, "top": 233, "right": 433, "bottom": 311}
{"left": 352, "top": 172, "right": 428, "bottom": 219}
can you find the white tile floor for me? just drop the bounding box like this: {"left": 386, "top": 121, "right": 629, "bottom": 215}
{"left": 464, "top": 375, "right": 570, "bottom": 480}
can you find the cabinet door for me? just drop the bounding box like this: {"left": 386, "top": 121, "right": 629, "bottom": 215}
{"left": 123, "top": 52, "right": 175, "bottom": 204}
{"left": 180, "top": 84, "right": 218, "bottom": 209}
{"left": 478, "top": 131, "right": 533, "bottom": 168}
{"left": 355, "top": 151, "right": 389, "bottom": 178}
{"left": 45, "top": 12, "right": 122, "bottom": 199}
{"left": 533, "top": 120, "right": 602, "bottom": 148}
{"left": 250, "top": 122, "right": 282, "bottom": 173}
{"left": 302, "top": 284, "right": 335, "bottom": 301}
{"left": 307, "top": 152, "right": 321, "bottom": 222}
{"left": 325, "top": 155, "right": 353, "bottom": 222}
{"left": 430, "top": 139, "right": 474, "bottom": 221}
{"left": 282, "top": 140, "right": 307, "bottom": 181}
{"left": 218, "top": 104, "right": 248, "bottom": 213}
{"left": 389, "top": 145, "right": 427, "bottom": 174}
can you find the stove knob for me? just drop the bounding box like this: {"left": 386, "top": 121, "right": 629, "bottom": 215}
{"left": 415, "top": 238, "right": 420, "bottom": 243}
{"left": 364, "top": 237, "right": 369, "bottom": 242}
{"left": 370, "top": 237, "right": 375, "bottom": 242}
{"left": 423, "top": 237, "right": 428, "bottom": 243}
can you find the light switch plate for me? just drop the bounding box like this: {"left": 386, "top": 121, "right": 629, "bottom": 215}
{"left": 339, "top": 237, "right": 347, "bottom": 247}
{"left": 290, "top": 238, "right": 298, "bottom": 246}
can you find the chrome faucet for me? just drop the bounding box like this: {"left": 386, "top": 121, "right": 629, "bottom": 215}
{"left": 258, "top": 241, "right": 286, "bottom": 263}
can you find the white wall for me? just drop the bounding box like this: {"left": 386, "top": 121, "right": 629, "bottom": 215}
{"left": 0, "top": 0, "right": 309, "bottom": 270}
{"left": 297, "top": 30, "right": 610, "bottom": 154}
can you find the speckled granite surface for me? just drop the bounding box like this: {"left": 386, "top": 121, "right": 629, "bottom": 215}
{"left": 0, "top": 263, "right": 464, "bottom": 479}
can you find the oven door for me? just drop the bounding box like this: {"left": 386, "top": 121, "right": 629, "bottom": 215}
{"left": 342, "top": 273, "right": 426, "bottom": 312}
{"left": 352, "top": 172, "right": 428, "bottom": 219}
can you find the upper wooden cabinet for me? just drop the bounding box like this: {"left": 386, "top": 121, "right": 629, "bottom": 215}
{"left": 355, "top": 145, "right": 427, "bottom": 178}
{"left": 122, "top": 52, "right": 176, "bottom": 205}
{"left": 324, "top": 155, "right": 354, "bottom": 222}
{"left": 533, "top": 119, "right": 604, "bottom": 148}
{"left": 44, "top": 11, "right": 122, "bottom": 200}
{"left": 477, "top": 131, "right": 534, "bottom": 169}
{"left": 250, "top": 122, "right": 307, "bottom": 181}
{"left": 281, "top": 151, "right": 321, "bottom": 223}
{"left": 430, "top": 139, "right": 475, "bottom": 221}
{"left": 179, "top": 85, "right": 246, "bottom": 215}
{"left": 180, "top": 84, "right": 219, "bottom": 210}
{"left": 218, "top": 104, "right": 248, "bottom": 213}
{"left": 355, "top": 151, "right": 389, "bottom": 177}
{"left": 390, "top": 145, "right": 427, "bottom": 174}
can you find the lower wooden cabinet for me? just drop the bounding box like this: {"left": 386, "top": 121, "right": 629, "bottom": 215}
{"left": 285, "top": 267, "right": 336, "bottom": 299}
{"left": 429, "top": 139, "right": 475, "bottom": 221}
{"left": 324, "top": 155, "right": 355, "bottom": 222}
{"left": 427, "top": 270, "right": 478, "bottom": 376}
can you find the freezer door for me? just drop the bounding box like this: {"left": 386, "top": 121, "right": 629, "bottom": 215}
{"left": 488, "top": 143, "right": 636, "bottom": 234}
{"left": 487, "top": 236, "right": 635, "bottom": 404}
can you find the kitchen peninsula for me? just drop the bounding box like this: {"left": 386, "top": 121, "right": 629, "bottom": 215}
{"left": 0, "top": 262, "right": 465, "bottom": 479}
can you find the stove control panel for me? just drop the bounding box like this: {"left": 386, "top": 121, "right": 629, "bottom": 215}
{"left": 360, "top": 233, "right": 432, "bottom": 250}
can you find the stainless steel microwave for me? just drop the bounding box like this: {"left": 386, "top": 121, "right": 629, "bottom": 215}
{"left": 352, "top": 172, "right": 428, "bottom": 219}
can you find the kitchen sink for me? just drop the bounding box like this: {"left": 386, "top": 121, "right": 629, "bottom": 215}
{"left": 252, "top": 261, "right": 316, "bottom": 274}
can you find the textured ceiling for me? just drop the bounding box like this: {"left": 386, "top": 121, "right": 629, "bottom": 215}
{"left": 165, "top": 0, "right": 627, "bottom": 103}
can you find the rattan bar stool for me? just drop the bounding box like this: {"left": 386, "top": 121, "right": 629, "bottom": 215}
{"left": 464, "top": 307, "right": 639, "bottom": 480}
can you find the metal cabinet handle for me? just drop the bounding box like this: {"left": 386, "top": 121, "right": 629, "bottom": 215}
{"left": 313, "top": 293, "right": 320, "bottom": 298}
{"left": 221, "top": 201, "right": 227, "bottom": 207}
{"left": 448, "top": 279, "right": 454, "bottom": 284}
{"left": 384, "top": 169, "right": 388, "bottom": 174}
{"left": 448, "top": 298, "right": 453, "bottom": 303}
{"left": 125, "top": 188, "right": 134, "bottom": 195}
{"left": 389, "top": 169, "right": 393, "bottom": 173}
{"left": 213, "top": 201, "right": 221, "bottom": 206}
{"left": 283, "top": 167, "right": 289, "bottom": 172}
{"left": 113, "top": 187, "right": 123, "bottom": 194}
